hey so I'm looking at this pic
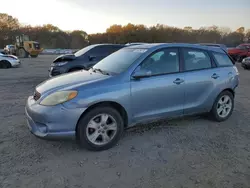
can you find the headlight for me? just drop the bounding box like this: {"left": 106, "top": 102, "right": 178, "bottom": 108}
{"left": 55, "top": 62, "right": 68, "bottom": 66}
{"left": 40, "top": 90, "right": 78, "bottom": 106}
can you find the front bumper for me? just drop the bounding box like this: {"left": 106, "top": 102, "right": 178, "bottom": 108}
{"left": 25, "top": 96, "right": 86, "bottom": 139}
{"left": 10, "top": 59, "right": 21, "bottom": 67}
{"left": 48, "top": 66, "right": 66, "bottom": 77}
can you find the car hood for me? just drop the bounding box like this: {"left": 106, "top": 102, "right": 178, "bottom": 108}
{"left": 53, "top": 54, "right": 76, "bottom": 63}
{"left": 36, "top": 70, "right": 108, "bottom": 95}
{"left": 1, "top": 54, "right": 18, "bottom": 59}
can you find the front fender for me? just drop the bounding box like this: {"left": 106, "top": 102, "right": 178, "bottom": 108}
{"left": 62, "top": 82, "right": 133, "bottom": 123}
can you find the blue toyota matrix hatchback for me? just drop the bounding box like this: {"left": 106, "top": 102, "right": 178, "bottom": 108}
{"left": 25, "top": 43, "right": 239, "bottom": 151}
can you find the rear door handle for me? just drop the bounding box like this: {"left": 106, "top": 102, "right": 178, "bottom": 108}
{"left": 211, "top": 73, "right": 219, "bottom": 79}
{"left": 173, "top": 78, "right": 184, "bottom": 85}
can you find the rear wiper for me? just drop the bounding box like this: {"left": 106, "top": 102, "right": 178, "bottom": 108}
{"left": 92, "top": 68, "right": 109, "bottom": 75}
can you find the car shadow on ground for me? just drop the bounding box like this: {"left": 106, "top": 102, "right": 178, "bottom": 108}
{"left": 34, "top": 114, "right": 207, "bottom": 151}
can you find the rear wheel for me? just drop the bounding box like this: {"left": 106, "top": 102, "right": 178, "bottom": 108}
{"left": 77, "top": 106, "right": 124, "bottom": 151}
{"left": 18, "top": 48, "right": 28, "bottom": 58}
{"left": 0, "top": 60, "right": 11, "bottom": 69}
{"left": 210, "top": 91, "right": 234, "bottom": 122}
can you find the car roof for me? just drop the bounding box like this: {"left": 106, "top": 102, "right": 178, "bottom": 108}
{"left": 91, "top": 44, "right": 125, "bottom": 47}
{"left": 125, "top": 43, "right": 225, "bottom": 53}
{"left": 239, "top": 43, "right": 250, "bottom": 46}
{"left": 199, "top": 43, "right": 225, "bottom": 47}
{"left": 125, "top": 42, "right": 148, "bottom": 45}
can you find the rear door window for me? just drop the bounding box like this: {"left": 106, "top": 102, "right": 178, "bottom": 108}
{"left": 182, "top": 48, "right": 212, "bottom": 71}
{"left": 89, "top": 45, "right": 123, "bottom": 56}
{"left": 105, "top": 46, "right": 124, "bottom": 55}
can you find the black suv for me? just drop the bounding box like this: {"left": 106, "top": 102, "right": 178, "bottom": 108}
{"left": 49, "top": 44, "right": 125, "bottom": 77}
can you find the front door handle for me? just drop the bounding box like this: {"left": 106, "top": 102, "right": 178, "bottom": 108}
{"left": 173, "top": 78, "right": 184, "bottom": 85}
{"left": 211, "top": 73, "right": 219, "bottom": 79}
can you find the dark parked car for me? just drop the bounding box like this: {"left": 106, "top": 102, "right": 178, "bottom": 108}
{"left": 242, "top": 57, "right": 250, "bottom": 69}
{"left": 49, "top": 44, "right": 125, "bottom": 77}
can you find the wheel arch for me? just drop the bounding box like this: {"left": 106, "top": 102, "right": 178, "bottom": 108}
{"left": 75, "top": 101, "right": 128, "bottom": 134}
{"left": 0, "top": 60, "right": 11, "bottom": 68}
{"left": 208, "top": 88, "right": 235, "bottom": 112}
{"left": 220, "top": 88, "right": 235, "bottom": 98}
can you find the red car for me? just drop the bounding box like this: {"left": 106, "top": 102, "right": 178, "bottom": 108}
{"left": 228, "top": 43, "right": 250, "bottom": 62}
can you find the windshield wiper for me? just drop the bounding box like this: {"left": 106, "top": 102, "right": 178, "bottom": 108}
{"left": 91, "top": 68, "right": 110, "bottom": 75}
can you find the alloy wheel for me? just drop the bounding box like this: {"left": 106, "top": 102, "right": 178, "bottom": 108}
{"left": 216, "top": 95, "right": 232, "bottom": 118}
{"left": 86, "top": 113, "right": 118, "bottom": 146}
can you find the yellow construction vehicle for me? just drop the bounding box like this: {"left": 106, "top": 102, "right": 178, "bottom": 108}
{"left": 15, "top": 35, "right": 43, "bottom": 58}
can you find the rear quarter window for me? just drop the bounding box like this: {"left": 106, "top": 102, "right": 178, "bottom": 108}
{"left": 212, "top": 52, "right": 233, "bottom": 67}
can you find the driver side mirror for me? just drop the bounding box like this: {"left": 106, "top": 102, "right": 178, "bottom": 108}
{"left": 132, "top": 69, "right": 152, "bottom": 79}
{"left": 89, "top": 55, "right": 96, "bottom": 61}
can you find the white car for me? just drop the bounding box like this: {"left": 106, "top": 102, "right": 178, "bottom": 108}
{"left": 0, "top": 52, "right": 21, "bottom": 68}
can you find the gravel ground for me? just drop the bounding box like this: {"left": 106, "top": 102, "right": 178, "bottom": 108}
{"left": 0, "top": 55, "right": 250, "bottom": 188}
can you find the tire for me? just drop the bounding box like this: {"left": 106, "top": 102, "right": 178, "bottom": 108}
{"left": 0, "top": 60, "right": 11, "bottom": 69}
{"left": 18, "top": 48, "right": 28, "bottom": 58}
{"left": 77, "top": 106, "right": 124, "bottom": 151}
{"left": 30, "top": 55, "right": 38, "bottom": 58}
{"left": 210, "top": 91, "right": 234, "bottom": 122}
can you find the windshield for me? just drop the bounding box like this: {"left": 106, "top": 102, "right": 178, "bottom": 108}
{"left": 74, "top": 45, "right": 95, "bottom": 57}
{"left": 93, "top": 48, "right": 146, "bottom": 74}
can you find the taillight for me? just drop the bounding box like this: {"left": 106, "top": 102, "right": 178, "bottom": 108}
{"left": 233, "top": 66, "right": 239, "bottom": 75}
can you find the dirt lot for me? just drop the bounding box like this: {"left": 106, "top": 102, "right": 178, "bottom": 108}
{"left": 0, "top": 55, "right": 250, "bottom": 188}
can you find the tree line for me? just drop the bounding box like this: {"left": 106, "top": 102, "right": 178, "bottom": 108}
{"left": 1, "top": 13, "right": 249, "bottom": 49}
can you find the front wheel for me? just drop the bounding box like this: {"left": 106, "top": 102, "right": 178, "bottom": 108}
{"left": 210, "top": 91, "right": 234, "bottom": 122}
{"left": 77, "top": 106, "right": 124, "bottom": 151}
{"left": 0, "top": 60, "right": 11, "bottom": 69}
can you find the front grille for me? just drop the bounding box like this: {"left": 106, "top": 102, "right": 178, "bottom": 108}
{"left": 33, "top": 90, "right": 41, "bottom": 101}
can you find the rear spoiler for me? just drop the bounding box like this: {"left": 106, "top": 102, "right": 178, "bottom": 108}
{"left": 198, "top": 44, "right": 235, "bottom": 65}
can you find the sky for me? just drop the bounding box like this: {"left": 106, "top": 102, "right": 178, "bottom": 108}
{"left": 0, "top": 0, "right": 249, "bottom": 34}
